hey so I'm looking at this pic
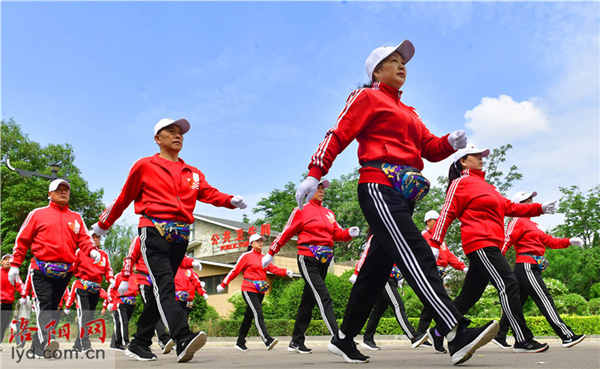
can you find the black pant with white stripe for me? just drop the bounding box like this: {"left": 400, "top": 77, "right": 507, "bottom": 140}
{"left": 341, "top": 184, "right": 464, "bottom": 338}
{"left": 0, "top": 303, "right": 14, "bottom": 343}
{"left": 363, "top": 277, "right": 417, "bottom": 342}
{"left": 292, "top": 255, "right": 338, "bottom": 344}
{"left": 131, "top": 227, "right": 191, "bottom": 348}
{"left": 111, "top": 303, "right": 135, "bottom": 347}
{"left": 498, "top": 262, "right": 574, "bottom": 340}
{"left": 74, "top": 288, "right": 101, "bottom": 348}
{"left": 452, "top": 247, "right": 533, "bottom": 343}
{"left": 238, "top": 291, "right": 272, "bottom": 344}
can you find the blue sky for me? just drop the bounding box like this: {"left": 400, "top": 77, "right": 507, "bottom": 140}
{"left": 2, "top": 1, "right": 599, "bottom": 233}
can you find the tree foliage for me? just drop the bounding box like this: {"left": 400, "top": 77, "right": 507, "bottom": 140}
{"left": 552, "top": 185, "right": 600, "bottom": 248}
{"left": 102, "top": 223, "right": 137, "bottom": 273}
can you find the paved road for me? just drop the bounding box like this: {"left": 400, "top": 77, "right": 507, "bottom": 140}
{"left": 2, "top": 336, "right": 598, "bottom": 369}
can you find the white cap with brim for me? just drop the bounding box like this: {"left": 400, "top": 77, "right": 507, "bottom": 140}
{"left": 249, "top": 234, "right": 266, "bottom": 243}
{"left": 512, "top": 191, "right": 538, "bottom": 203}
{"left": 154, "top": 118, "right": 190, "bottom": 136}
{"left": 424, "top": 210, "right": 440, "bottom": 222}
{"left": 48, "top": 178, "right": 71, "bottom": 192}
{"left": 452, "top": 143, "right": 490, "bottom": 163}
{"left": 318, "top": 179, "right": 330, "bottom": 190}
{"left": 1, "top": 254, "right": 12, "bottom": 260}
{"left": 365, "top": 40, "right": 415, "bottom": 82}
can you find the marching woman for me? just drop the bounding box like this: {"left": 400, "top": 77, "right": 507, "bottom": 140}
{"left": 295, "top": 40, "right": 497, "bottom": 365}
{"left": 108, "top": 271, "right": 138, "bottom": 352}
{"left": 493, "top": 191, "right": 586, "bottom": 349}
{"left": 431, "top": 144, "right": 556, "bottom": 353}
{"left": 217, "top": 234, "right": 292, "bottom": 352}
{"left": 263, "top": 180, "right": 359, "bottom": 355}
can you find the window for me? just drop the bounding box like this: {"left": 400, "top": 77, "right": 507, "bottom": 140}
{"left": 203, "top": 274, "right": 228, "bottom": 294}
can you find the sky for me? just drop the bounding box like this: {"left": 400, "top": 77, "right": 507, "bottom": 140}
{"left": 2, "top": 1, "right": 599, "bottom": 233}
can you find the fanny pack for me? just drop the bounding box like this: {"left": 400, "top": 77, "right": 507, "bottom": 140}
{"left": 120, "top": 296, "right": 136, "bottom": 305}
{"left": 391, "top": 266, "right": 403, "bottom": 281}
{"left": 437, "top": 266, "right": 447, "bottom": 279}
{"left": 80, "top": 279, "right": 101, "bottom": 294}
{"left": 518, "top": 253, "right": 549, "bottom": 272}
{"left": 143, "top": 214, "right": 190, "bottom": 244}
{"left": 363, "top": 162, "right": 430, "bottom": 201}
{"left": 175, "top": 291, "right": 190, "bottom": 301}
{"left": 35, "top": 258, "right": 71, "bottom": 279}
{"left": 138, "top": 272, "right": 153, "bottom": 285}
{"left": 186, "top": 301, "right": 194, "bottom": 309}
{"left": 308, "top": 245, "right": 334, "bottom": 264}
{"left": 244, "top": 278, "right": 270, "bottom": 293}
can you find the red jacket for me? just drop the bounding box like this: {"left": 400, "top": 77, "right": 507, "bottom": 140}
{"left": 220, "top": 249, "right": 287, "bottom": 294}
{"left": 57, "top": 287, "right": 70, "bottom": 309}
{"left": 174, "top": 267, "right": 206, "bottom": 301}
{"left": 269, "top": 199, "right": 352, "bottom": 257}
{"left": 502, "top": 217, "right": 570, "bottom": 265}
{"left": 97, "top": 154, "right": 235, "bottom": 231}
{"left": 72, "top": 248, "right": 114, "bottom": 284}
{"left": 352, "top": 236, "right": 398, "bottom": 278}
{"left": 108, "top": 273, "right": 138, "bottom": 310}
{"left": 432, "top": 169, "right": 543, "bottom": 255}
{"left": 12, "top": 202, "right": 97, "bottom": 269}
{"left": 307, "top": 82, "right": 455, "bottom": 186}
{"left": 421, "top": 228, "right": 465, "bottom": 270}
{"left": 1, "top": 267, "right": 24, "bottom": 304}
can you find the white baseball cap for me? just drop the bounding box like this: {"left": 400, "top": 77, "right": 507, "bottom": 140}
{"left": 452, "top": 143, "right": 490, "bottom": 162}
{"left": 512, "top": 191, "right": 537, "bottom": 203}
{"left": 48, "top": 178, "right": 71, "bottom": 192}
{"left": 365, "top": 40, "right": 415, "bottom": 82}
{"left": 154, "top": 118, "right": 190, "bottom": 135}
{"left": 248, "top": 234, "right": 266, "bottom": 243}
{"left": 424, "top": 210, "right": 440, "bottom": 222}
{"left": 1, "top": 254, "right": 12, "bottom": 261}
{"left": 318, "top": 179, "right": 330, "bottom": 190}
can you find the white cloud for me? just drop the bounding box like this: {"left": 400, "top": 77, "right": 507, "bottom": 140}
{"left": 464, "top": 95, "right": 550, "bottom": 144}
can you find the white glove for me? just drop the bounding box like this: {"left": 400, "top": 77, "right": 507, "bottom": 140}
{"left": 90, "top": 249, "right": 101, "bottom": 263}
{"left": 462, "top": 267, "right": 469, "bottom": 274}
{"left": 192, "top": 260, "right": 203, "bottom": 271}
{"left": 295, "top": 176, "right": 319, "bottom": 209}
{"left": 231, "top": 195, "right": 247, "bottom": 209}
{"left": 286, "top": 269, "right": 294, "bottom": 278}
{"left": 64, "top": 309, "right": 70, "bottom": 315}
{"left": 20, "top": 297, "right": 27, "bottom": 305}
{"left": 541, "top": 200, "right": 557, "bottom": 214}
{"left": 261, "top": 254, "right": 274, "bottom": 268}
{"left": 117, "top": 281, "right": 129, "bottom": 295}
{"left": 349, "top": 274, "right": 357, "bottom": 284}
{"left": 200, "top": 281, "right": 206, "bottom": 288}
{"left": 92, "top": 223, "right": 108, "bottom": 237}
{"left": 448, "top": 130, "right": 467, "bottom": 150}
{"left": 108, "top": 278, "right": 115, "bottom": 290}
{"left": 8, "top": 267, "right": 20, "bottom": 285}
{"left": 348, "top": 227, "right": 360, "bottom": 237}
{"left": 107, "top": 303, "right": 113, "bottom": 311}
{"left": 570, "top": 237, "right": 583, "bottom": 247}
{"left": 216, "top": 285, "right": 225, "bottom": 293}
{"left": 203, "top": 293, "right": 209, "bottom": 300}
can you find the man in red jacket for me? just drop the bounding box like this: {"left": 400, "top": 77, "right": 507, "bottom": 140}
{"left": 92, "top": 118, "right": 246, "bottom": 362}
{"left": 10, "top": 178, "right": 100, "bottom": 359}
{"left": 1, "top": 254, "right": 24, "bottom": 351}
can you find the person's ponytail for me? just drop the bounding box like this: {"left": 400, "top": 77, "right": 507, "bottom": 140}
{"left": 447, "top": 160, "right": 463, "bottom": 193}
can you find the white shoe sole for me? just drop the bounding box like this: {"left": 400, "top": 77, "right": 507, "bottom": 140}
{"left": 162, "top": 339, "right": 175, "bottom": 354}
{"left": 411, "top": 334, "right": 429, "bottom": 349}
{"left": 327, "top": 342, "right": 370, "bottom": 363}
{"left": 562, "top": 335, "right": 585, "bottom": 348}
{"left": 451, "top": 320, "right": 499, "bottom": 365}
{"left": 360, "top": 342, "right": 381, "bottom": 351}
{"left": 513, "top": 343, "right": 549, "bottom": 353}
{"left": 124, "top": 348, "right": 157, "bottom": 361}
{"left": 266, "top": 338, "right": 279, "bottom": 351}
{"left": 491, "top": 338, "right": 512, "bottom": 349}
{"left": 177, "top": 331, "right": 207, "bottom": 363}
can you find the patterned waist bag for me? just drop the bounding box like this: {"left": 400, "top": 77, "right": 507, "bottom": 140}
{"left": 363, "top": 161, "right": 430, "bottom": 202}
{"left": 437, "top": 266, "right": 447, "bottom": 279}
{"left": 391, "top": 266, "right": 403, "bottom": 281}
{"left": 34, "top": 258, "right": 72, "bottom": 279}
{"left": 120, "top": 296, "right": 136, "bottom": 305}
{"left": 307, "top": 245, "right": 334, "bottom": 264}
{"left": 80, "top": 279, "right": 101, "bottom": 294}
{"left": 143, "top": 214, "right": 190, "bottom": 244}
{"left": 518, "top": 253, "right": 549, "bottom": 272}
{"left": 175, "top": 291, "right": 190, "bottom": 302}
{"left": 244, "top": 279, "right": 270, "bottom": 293}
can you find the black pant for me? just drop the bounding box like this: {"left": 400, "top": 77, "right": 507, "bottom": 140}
{"left": 30, "top": 269, "right": 72, "bottom": 350}
{"left": 132, "top": 227, "right": 191, "bottom": 348}
{"left": 341, "top": 184, "right": 464, "bottom": 338}
{"left": 451, "top": 247, "right": 533, "bottom": 343}
{"left": 74, "top": 287, "right": 101, "bottom": 348}
{"left": 498, "top": 262, "right": 574, "bottom": 340}
{"left": 1, "top": 302, "right": 14, "bottom": 342}
{"left": 154, "top": 299, "right": 189, "bottom": 344}
{"left": 291, "top": 255, "right": 338, "bottom": 344}
{"left": 238, "top": 291, "right": 272, "bottom": 344}
{"left": 363, "top": 278, "right": 417, "bottom": 341}
{"left": 111, "top": 303, "right": 135, "bottom": 347}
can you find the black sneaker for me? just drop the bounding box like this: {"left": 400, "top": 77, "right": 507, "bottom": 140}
{"left": 265, "top": 337, "right": 279, "bottom": 351}
{"left": 562, "top": 334, "right": 585, "bottom": 348}
{"left": 513, "top": 339, "right": 549, "bottom": 353}
{"left": 113, "top": 344, "right": 125, "bottom": 352}
{"left": 448, "top": 320, "right": 499, "bottom": 365}
{"left": 176, "top": 331, "right": 207, "bottom": 363}
{"left": 410, "top": 332, "right": 429, "bottom": 348}
{"left": 360, "top": 340, "right": 381, "bottom": 351}
{"left": 125, "top": 342, "right": 157, "bottom": 361}
{"left": 288, "top": 341, "right": 312, "bottom": 354}
{"left": 235, "top": 341, "right": 248, "bottom": 352}
{"left": 158, "top": 338, "right": 175, "bottom": 354}
{"left": 327, "top": 332, "right": 370, "bottom": 363}
{"left": 427, "top": 328, "right": 447, "bottom": 354}
{"left": 491, "top": 335, "right": 512, "bottom": 349}
{"left": 421, "top": 340, "right": 432, "bottom": 347}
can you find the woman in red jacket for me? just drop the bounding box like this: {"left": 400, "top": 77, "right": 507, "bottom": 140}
{"left": 493, "top": 191, "right": 586, "bottom": 349}
{"left": 218, "top": 234, "right": 291, "bottom": 352}
{"left": 431, "top": 144, "right": 556, "bottom": 353}
{"left": 263, "top": 180, "right": 359, "bottom": 355}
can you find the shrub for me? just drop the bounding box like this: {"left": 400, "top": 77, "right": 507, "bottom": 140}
{"left": 555, "top": 293, "right": 589, "bottom": 315}
{"left": 588, "top": 297, "right": 600, "bottom": 315}
{"left": 400, "top": 284, "right": 424, "bottom": 318}
{"left": 589, "top": 282, "right": 600, "bottom": 299}
{"left": 464, "top": 285, "right": 502, "bottom": 318}
{"left": 543, "top": 278, "right": 569, "bottom": 296}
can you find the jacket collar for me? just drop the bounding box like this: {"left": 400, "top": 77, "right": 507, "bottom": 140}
{"left": 49, "top": 201, "right": 69, "bottom": 211}
{"left": 461, "top": 168, "right": 486, "bottom": 179}
{"left": 372, "top": 81, "right": 403, "bottom": 100}
{"left": 151, "top": 153, "right": 189, "bottom": 168}
{"left": 309, "top": 199, "right": 323, "bottom": 206}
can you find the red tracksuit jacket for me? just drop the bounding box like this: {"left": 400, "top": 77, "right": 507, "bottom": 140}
{"left": 97, "top": 154, "right": 235, "bottom": 231}
{"left": 174, "top": 267, "right": 207, "bottom": 301}
{"left": 307, "top": 81, "right": 455, "bottom": 186}
{"left": 72, "top": 248, "right": 114, "bottom": 284}
{"left": 502, "top": 217, "right": 570, "bottom": 265}
{"left": 432, "top": 169, "right": 543, "bottom": 255}
{"left": 1, "top": 267, "right": 23, "bottom": 304}
{"left": 421, "top": 228, "right": 465, "bottom": 270}
{"left": 220, "top": 249, "right": 287, "bottom": 294}
{"left": 12, "top": 202, "right": 97, "bottom": 269}
{"left": 107, "top": 273, "right": 138, "bottom": 311}
{"left": 269, "top": 199, "right": 352, "bottom": 257}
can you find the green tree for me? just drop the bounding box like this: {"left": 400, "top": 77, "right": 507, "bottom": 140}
{"left": 1, "top": 119, "right": 105, "bottom": 267}
{"left": 482, "top": 144, "right": 523, "bottom": 196}
{"left": 552, "top": 185, "right": 600, "bottom": 248}
{"left": 102, "top": 223, "right": 137, "bottom": 274}
{"left": 253, "top": 180, "right": 298, "bottom": 231}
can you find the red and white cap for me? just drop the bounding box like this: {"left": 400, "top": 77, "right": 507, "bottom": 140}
{"left": 365, "top": 40, "right": 415, "bottom": 81}
{"left": 154, "top": 118, "right": 190, "bottom": 135}
{"left": 452, "top": 143, "right": 490, "bottom": 162}
{"left": 512, "top": 191, "right": 537, "bottom": 203}
{"left": 249, "top": 234, "right": 266, "bottom": 243}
